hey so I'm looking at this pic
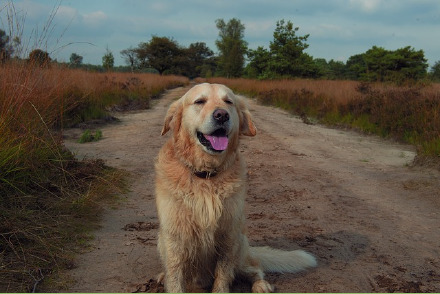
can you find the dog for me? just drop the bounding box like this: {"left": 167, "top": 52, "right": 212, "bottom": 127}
{"left": 155, "top": 83, "right": 316, "bottom": 292}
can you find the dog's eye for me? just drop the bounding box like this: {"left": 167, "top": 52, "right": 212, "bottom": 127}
{"left": 194, "top": 99, "right": 206, "bottom": 105}
{"left": 224, "top": 99, "right": 233, "bottom": 105}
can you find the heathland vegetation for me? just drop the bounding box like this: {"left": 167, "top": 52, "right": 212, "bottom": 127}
{"left": 0, "top": 5, "right": 439, "bottom": 291}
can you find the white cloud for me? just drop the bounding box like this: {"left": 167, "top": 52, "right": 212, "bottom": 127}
{"left": 246, "top": 20, "right": 273, "bottom": 37}
{"left": 308, "top": 23, "right": 354, "bottom": 39}
{"left": 83, "top": 11, "right": 108, "bottom": 26}
{"left": 14, "top": 0, "right": 47, "bottom": 20}
{"left": 56, "top": 5, "right": 78, "bottom": 21}
{"left": 150, "top": 2, "right": 170, "bottom": 13}
{"left": 349, "top": 0, "right": 382, "bottom": 13}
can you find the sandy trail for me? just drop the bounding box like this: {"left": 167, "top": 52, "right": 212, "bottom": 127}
{"left": 64, "top": 86, "right": 440, "bottom": 293}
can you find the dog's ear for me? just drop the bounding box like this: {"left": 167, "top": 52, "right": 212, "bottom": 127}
{"left": 240, "top": 106, "right": 257, "bottom": 136}
{"left": 161, "top": 100, "right": 183, "bottom": 136}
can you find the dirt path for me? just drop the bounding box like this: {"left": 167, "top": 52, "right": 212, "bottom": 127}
{"left": 64, "top": 86, "right": 440, "bottom": 293}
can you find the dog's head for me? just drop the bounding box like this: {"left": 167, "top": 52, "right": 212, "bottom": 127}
{"left": 161, "top": 83, "right": 256, "bottom": 170}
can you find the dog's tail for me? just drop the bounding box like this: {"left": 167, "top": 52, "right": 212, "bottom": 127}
{"left": 249, "top": 246, "right": 317, "bottom": 273}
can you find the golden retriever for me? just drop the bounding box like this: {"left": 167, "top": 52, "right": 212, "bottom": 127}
{"left": 155, "top": 83, "right": 316, "bottom": 292}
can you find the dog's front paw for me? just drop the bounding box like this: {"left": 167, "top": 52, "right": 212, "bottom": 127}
{"left": 212, "top": 279, "right": 229, "bottom": 293}
{"left": 212, "top": 285, "right": 229, "bottom": 293}
{"left": 252, "top": 279, "right": 274, "bottom": 293}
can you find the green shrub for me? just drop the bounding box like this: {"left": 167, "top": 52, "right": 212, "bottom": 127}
{"left": 78, "top": 129, "right": 103, "bottom": 143}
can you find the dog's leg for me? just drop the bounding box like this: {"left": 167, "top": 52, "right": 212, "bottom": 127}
{"left": 211, "top": 230, "right": 238, "bottom": 293}
{"left": 241, "top": 256, "right": 274, "bottom": 293}
{"left": 160, "top": 235, "right": 186, "bottom": 293}
{"left": 163, "top": 257, "right": 185, "bottom": 293}
{"left": 212, "top": 256, "right": 235, "bottom": 293}
{"left": 156, "top": 234, "right": 166, "bottom": 286}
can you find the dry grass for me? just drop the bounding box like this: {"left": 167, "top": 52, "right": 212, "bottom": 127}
{"left": 0, "top": 62, "right": 188, "bottom": 195}
{"left": 0, "top": 61, "right": 188, "bottom": 292}
{"left": 203, "top": 77, "right": 440, "bottom": 159}
{"left": 202, "top": 77, "right": 362, "bottom": 104}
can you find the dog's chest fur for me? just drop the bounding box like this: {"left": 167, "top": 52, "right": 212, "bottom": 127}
{"left": 155, "top": 144, "right": 247, "bottom": 255}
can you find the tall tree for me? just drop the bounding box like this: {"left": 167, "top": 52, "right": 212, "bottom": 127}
{"left": 215, "top": 18, "right": 247, "bottom": 78}
{"left": 327, "top": 59, "right": 347, "bottom": 80}
{"left": 430, "top": 60, "right": 440, "bottom": 81}
{"left": 357, "top": 46, "right": 427, "bottom": 83}
{"left": 11, "top": 36, "right": 21, "bottom": 58}
{"left": 69, "top": 53, "right": 83, "bottom": 67}
{"left": 313, "top": 58, "right": 330, "bottom": 78}
{"left": 245, "top": 46, "right": 271, "bottom": 79}
{"left": 389, "top": 46, "right": 427, "bottom": 82}
{"left": 28, "top": 49, "right": 51, "bottom": 67}
{"left": 363, "top": 46, "right": 389, "bottom": 82}
{"left": 269, "top": 19, "right": 311, "bottom": 77}
{"left": 185, "top": 42, "right": 215, "bottom": 78}
{"left": 124, "top": 38, "right": 216, "bottom": 77}
{"left": 102, "top": 47, "right": 114, "bottom": 71}
{"left": 0, "top": 29, "right": 12, "bottom": 63}
{"left": 346, "top": 53, "right": 366, "bottom": 80}
{"left": 120, "top": 47, "right": 138, "bottom": 72}
{"left": 136, "top": 36, "right": 181, "bottom": 75}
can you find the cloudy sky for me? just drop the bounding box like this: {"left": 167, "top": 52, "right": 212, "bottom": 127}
{"left": 2, "top": 0, "right": 439, "bottom": 67}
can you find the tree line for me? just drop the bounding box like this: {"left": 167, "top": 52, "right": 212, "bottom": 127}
{"left": 1, "top": 19, "right": 440, "bottom": 82}
{"left": 120, "top": 18, "right": 439, "bottom": 83}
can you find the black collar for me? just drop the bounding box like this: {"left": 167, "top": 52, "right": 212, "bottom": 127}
{"left": 193, "top": 170, "right": 218, "bottom": 179}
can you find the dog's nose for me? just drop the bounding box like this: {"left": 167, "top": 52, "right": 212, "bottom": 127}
{"left": 213, "top": 108, "right": 229, "bottom": 124}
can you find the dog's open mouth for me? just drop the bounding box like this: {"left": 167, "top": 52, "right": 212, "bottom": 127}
{"left": 197, "top": 128, "right": 228, "bottom": 152}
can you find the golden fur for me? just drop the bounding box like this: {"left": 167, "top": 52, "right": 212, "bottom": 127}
{"left": 155, "top": 83, "right": 316, "bottom": 292}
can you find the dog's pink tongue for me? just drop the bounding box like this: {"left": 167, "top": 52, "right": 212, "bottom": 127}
{"left": 204, "top": 135, "right": 229, "bottom": 151}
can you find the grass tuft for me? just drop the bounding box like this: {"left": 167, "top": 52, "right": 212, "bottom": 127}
{"left": 78, "top": 129, "right": 103, "bottom": 143}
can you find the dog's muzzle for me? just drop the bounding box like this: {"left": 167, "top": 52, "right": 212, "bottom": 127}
{"left": 197, "top": 128, "right": 229, "bottom": 152}
{"left": 196, "top": 108, "right": 231, "bottom": 153}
